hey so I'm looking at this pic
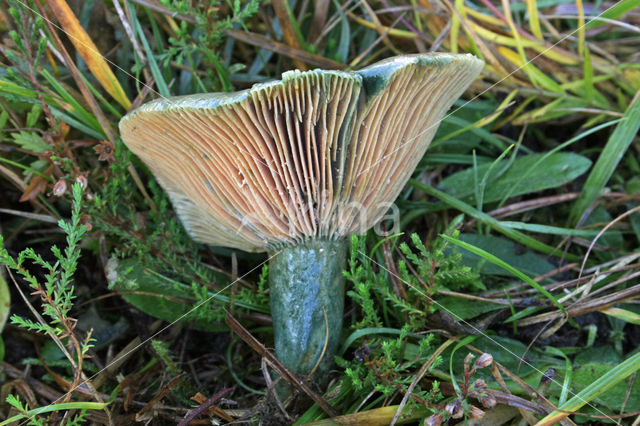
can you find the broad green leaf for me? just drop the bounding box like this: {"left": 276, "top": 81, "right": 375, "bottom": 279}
{"left": 538, "top": 351, "right": 640, "bottom": 424}
{"left": 434, "top": 295, "right": 504, "bottom": 320}
{"left": 458, "top": 234, "right": 554, "bottom": 277}
{"left": 569, "top": 362, "right": 640, "bottom": 410}
{"left": 439, "top": 153, "right": 592, "bottom": 204}
{"left": 574, "top": 345, "right": 622, "bottom": 365}
{"left": 108, "top": 258, "right": 267, "bottom": 331}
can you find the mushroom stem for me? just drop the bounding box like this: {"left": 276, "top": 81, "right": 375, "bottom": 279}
{"left": 268, "top": 239, "right": 348, "bottom": 380}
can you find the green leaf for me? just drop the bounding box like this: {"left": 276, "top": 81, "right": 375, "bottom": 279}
{"left": 439, "top": 152, "right": 592, "bottom": 204}
{"left": 434, "top": 296, "right": 503, "bottom": 320}
{"left": 131, "top": 4, "right": 171, "bottom": 98}
{"left": 574, "top": 345, "right": 622, "bottom": 365}
{"left": 540, "top": 351, "right": 640, "bottom": 424}
{"left": 11, "top": 131, "right": 50, "bottom": 153}
{"left": 569, "top": 92, "right": 640, "bottom": 225}
{"left": 108, "top": 258, "right": 267, "bottom": 331}
{"left": 458, "top": 234, "right": 554, "bottom": 277}
{"left": 569, "top": 361, "right": 640, "bottom": 410}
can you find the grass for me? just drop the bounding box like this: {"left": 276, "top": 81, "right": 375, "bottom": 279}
{"left": 1, "top": 0, "right": 640, "bottom": 424}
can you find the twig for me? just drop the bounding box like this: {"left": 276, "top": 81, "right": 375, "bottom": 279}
{"left": 177, "top": 388, "right": 233, "bottom": 426}
{"left": 224, "top": 310, "right": 339, "bottom": 417}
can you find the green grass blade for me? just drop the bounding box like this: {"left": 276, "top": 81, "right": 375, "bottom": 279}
{"left": 441, "top": 235, "right": 567, "bottom": 315}
{"left": 131, "top": 5, "right": 171, "bottom": 98}
{"left": 584, "top": 0, "right": 640, "bottom": 30}
{"left": 49, "top": 107, "right": 105, "bottom": 139}
{"left": 40, "top": 68, "right": 103, "bottom": 132}
{"left": 545, "top": 346, "right": 573, "bottom": 405}
{"left": 0, "top": 402, "right": 108, "bottom": 425}
{"left": 449, "top": 335, "right": 479, "bottom": 394}
{"left": 569, "top": 92, "right": 640, "bottom": 225}
{"left": 0, "top": 158, "right": 52, "bottom": 179}
{"left": 476, "top": 145, "right": 514, "bottom": 211}
{"left": 432, "top": 115, "right": 515, "bottom": 152}
{"left": 500, "top": 221, "right": 600, "bottom": 237}
{"left": 409, "top": 180, "right": 579, "bottom": 261}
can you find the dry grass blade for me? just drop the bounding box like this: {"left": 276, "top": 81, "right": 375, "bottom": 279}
{"left": 135, "top": 374, "right": 186, "bottom": 421}
{"left": 390, "top": 339, "right": 454, "bottom": 426}
{"left": 518, "top": 282, "right": 640, "bottom": 326}
{"left": 272, "top": 0, "right": 307, "bottom": 70}
{"left": 46, "top": 0, "right": 131, "bottom": 110}
{"left": 308, "top": 0, "right": 331, "bottom": 43}
{"left": 0, "top": 208, "right": 58, "bottom": 223}
{"left": 227, "top": 29, "right": 345, "bottom": 70}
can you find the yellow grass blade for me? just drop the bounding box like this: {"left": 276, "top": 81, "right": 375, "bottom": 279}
{"left": 601, "top": 307, "right": 640, "bottom": 325}
{"left": 47, "top": 0, "right": 131, "bottom": 110}
{"left": 526, "top": 0, "right": 543, "bottom": 39}
{"left": 348, "top": 15, "right": 417, "bottom": 39}
{"left": 499, "top": 46, "right": 564, "bottom": 93}
{"left": 467, "top": 21, "right": 539, "bottom": 48}
{"left": 466, "top": 21, "right": 578, "bottom": 66}
{"left": 304, "top": 405, "right": 426, "bottom": 425}
{"left": 463, "top": 6, "right": 503, "bottom": 26}
{"left": 576, "top": 0, "right": 586, "bottom": 57}
{"left": 501, "top": 0, "right": 533, "bottom": 83}
{"left": 449, "top": 0, "right": 465, "bottom": 53}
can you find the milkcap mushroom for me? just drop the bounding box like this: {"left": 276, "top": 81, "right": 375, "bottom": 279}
{"left": 119, "top": 53, "right": 483, "bottom": 382}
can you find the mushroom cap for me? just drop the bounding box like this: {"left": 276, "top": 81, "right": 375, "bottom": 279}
{"left": 120, "top": 53, "right": 483, "bottom": 252}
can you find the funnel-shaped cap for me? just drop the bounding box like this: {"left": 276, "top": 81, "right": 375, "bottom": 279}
{"left": 120, "top": 54, "right": 483, "bottom": 252}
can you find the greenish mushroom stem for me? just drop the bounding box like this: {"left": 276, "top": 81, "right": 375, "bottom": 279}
{"left": 269, "top": 239, "right": 348, "bottom": 378}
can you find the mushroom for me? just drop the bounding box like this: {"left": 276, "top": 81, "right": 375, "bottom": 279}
{"left": 119, "top": 53, "right": 483, "bottom": 383}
